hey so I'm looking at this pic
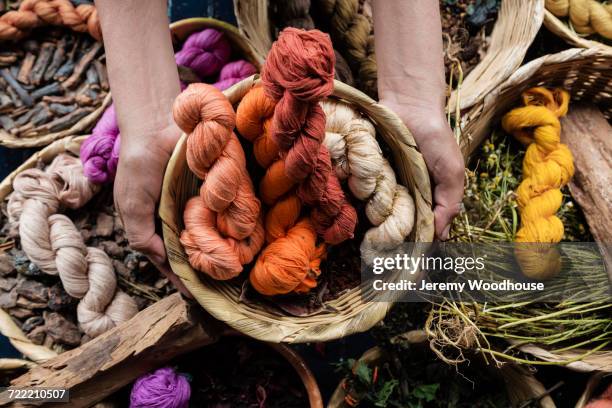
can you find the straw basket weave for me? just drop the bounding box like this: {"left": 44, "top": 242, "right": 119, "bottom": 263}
{"left": 327, "top": 343, "right": 556, "bottom": 408}
{"left": 452, "top": 47, "right": 612, "bottom": 372}
{"left": 459, "top": 47, "right": 612, "bottom": 158}
{"left": 233, "top": 0, "right": 544, "bottom": 113}
{"left": 542, "top": 4, "right": 612, "bottom": 51}
{"left": 159, "top": 75, "right": 434, "bottom": 343}
{"left": 0, "top": 135, "right": 84, "bottom": 363}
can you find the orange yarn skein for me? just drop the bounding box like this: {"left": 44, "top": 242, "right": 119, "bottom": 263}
{"left": 237, "top": 85, "right": 325, "bottom": 295}
{"left": 261, "top": 27, "right": 357, "bottom": 245}
{"left": 174, "top": 83, "right": 264, "bottom": 280}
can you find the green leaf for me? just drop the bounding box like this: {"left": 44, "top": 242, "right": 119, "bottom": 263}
{"left": 374, "top": 380, "right": 399, "bottom": 407}
{"left": 355, "top": 362, "right": 373, "bottom": 386}
{"left": 412, "top": 383, "right": 439, "bottom": 402}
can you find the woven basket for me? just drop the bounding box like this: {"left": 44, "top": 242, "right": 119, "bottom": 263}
{"left": 454, "top": 47, "right": 612, "bottom": 372}
{"left": 459, "top": 47, "right": 612, "bottom": 158}
{"left": 159, "top": 75, "right": 434, "bottom": 343}
{"left": 327, "top": 343, "right": 556, "bottom": 408}
{"left": 0, "top": 135, "right": 84, "bottom": 363}
{"left": 542, "top": 6, "right": 612, "bottom": 51}
{"left": 233, "top": 0, "right": 544, "bottom": 113}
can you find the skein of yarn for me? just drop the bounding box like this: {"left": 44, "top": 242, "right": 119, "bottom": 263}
{"left": 502, "top": 87, "right": 574, "bottom": 280}
{"left": 546, "top": 0, "right": 612, "bottom": 39}
{"left": 174, "top": 83, "right": 264, "bottom": 280}
{"left": 0, "top": 0, "right": 101, "bottom": 41}
{"left": 236, "top": 86, "right": 326, "bottom": 296}
{"left": 269, "top": 0, "right": 355, "bottom": 85}
{"left": 313, "top": 0, "right": 377, "bottom": 98}
{"left": 130, "top": 367, "right": 191, "bottom": 408}
{"left": 322, "top": 100, "right": 415, "bottom": 264}
{"left": 7, "top": 154, "right": 138, "bottom": 337}
{"left": 81, "top": 27, "right": 257, "bottom": 184}
{"left": 261, "top": 27, "right": 357, "bottom": 245}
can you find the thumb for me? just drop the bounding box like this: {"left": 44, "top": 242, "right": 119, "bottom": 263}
{"left": 434, "top": 203, "right": 461, "bottom": 241}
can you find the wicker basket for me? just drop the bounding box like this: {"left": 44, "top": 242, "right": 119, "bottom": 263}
{"left": 452, "top": 47, "right": 612, "bottom": 372}
{"left": 459, "top": 47, "right": 612, "bottom": 158}
{"left": 233, "top": 0, "right": 544, "bottom": 113}
{"left": 0, "top": 135, "right": 84, "bottom": 362}
{"left": 542, "top": 6, "right": 612, "bottom": 51}
{"left": 159, "top": 75, "right": 434, "bottom": 343}
{"left": 327, "top": 344, "right": 556, "bottom": 408}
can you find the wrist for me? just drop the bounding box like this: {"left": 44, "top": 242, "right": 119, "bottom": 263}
{"left": 120, "top": 122, "right": 182, "bottom": 164}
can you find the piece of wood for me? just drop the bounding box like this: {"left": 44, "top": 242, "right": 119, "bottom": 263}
{"left": 0, "top": 293, "right": 222, "bottom": 407}
{"left": 560, "top": 104, "right": 612, "bottom": 273}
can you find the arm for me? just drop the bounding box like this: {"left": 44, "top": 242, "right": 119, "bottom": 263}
{"left": 95, "top": 0, "right": 189, "bottom": 293}
{"left": 372, "top": 0, "right": 464, "bottom": 240}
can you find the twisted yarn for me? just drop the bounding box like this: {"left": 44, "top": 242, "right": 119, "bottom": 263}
{"left": 236, "top": 87, "right": 325, "bottom": 296}
{"left": 269, "top": 0, "right": 355, "bottom": 85}
{"left": 175, "top": 28, "right": 232, "bottom": 79}
{"left": 546, "top": 0, "right": 612, "bottom": 39}
{"left": 502, "top": 87, "right": 574, "bottom": 280}
{"left": 82, "top": 28, "right": 256, "bottom": 184}
{"left": 130, "top": 367, "right": 191, "bottom": 408}
{"left": 0, "top": 0, "right": 101, "bottom": 41}
{"left": 174, "top": 83, "right": 264, "bottom": 280}
{"left": 261, "top": 27, "right": 357, "bottom": 245}
{"left": 314, "top": 0, "right": 377, "bottom": 98}
{"left": 322, "top": 100, "right": 415, "bottom": 264}
{"left": 7, "top": 154, "right": 138, "bottom": 337}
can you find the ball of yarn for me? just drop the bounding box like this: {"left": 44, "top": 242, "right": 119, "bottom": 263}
{"left": 130, "top": 367, "right": 190, "bottom": 408}
{"left": 80, "top": 105, "right": 120, "bottom": 184}
{"left": 546, "top": 0, "right": 612, "bottom": 39}
{"left": 175, "top": 28, "right": 232, "bottom": 79}
{"left": 213, "top": 60, "right": 257, "bottom": 90}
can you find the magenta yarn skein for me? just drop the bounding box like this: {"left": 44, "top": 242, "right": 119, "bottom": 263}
{"left": 80, "top": 105, "right": 120, "bottom": 184}
{"left": 130, "top": 367, "right": 190, "bottom": 408}
{"left": 213, "top": 60, "right": 257, "bottom": 90}
{"left": 175, "top": 28, "right": 232, "bottom": 78}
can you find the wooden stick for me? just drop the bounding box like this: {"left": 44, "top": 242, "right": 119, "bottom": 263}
{"left": 17, "top": 53, "right": 35, "bottom": 84}
{"left": 560, "top": 104, "right": 612, "bottom": 274}
{"left": 0, "top": 293, "right": 222, "bottom": 407}
{"left": 30, "top": 43, "right": 55, "bottom": 86}
{"left": 62, "top": 42, "right": 102, "bottom": 89}
{"left": 0, "top": 69, "right": 33, "bottom": 107}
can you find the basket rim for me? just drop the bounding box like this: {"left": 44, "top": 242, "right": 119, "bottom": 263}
{"left": 159, "top": 75, "right": 434, "bottom": 343}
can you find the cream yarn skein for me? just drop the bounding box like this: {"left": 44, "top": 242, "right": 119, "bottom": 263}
{"left": 321, "top": 100, "right": 415, "bottom": 264}
{"left": 8, "top": 154, "right": 138, "bottom": 338}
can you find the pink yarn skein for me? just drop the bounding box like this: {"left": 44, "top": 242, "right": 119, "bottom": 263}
{"left": 80, "top": 106, "right": 120, "bottom": 184}
{"left": 130, "top": 367, "right": 190, "bottom": 408}
{"left": 82, "top": 28, "right": 255, "bottom": 184}
{"left": 213, "top": 60, "right": 257, "bottom": 90}
{"left": 175, "top": 28, "right": 232, "bottom": 78}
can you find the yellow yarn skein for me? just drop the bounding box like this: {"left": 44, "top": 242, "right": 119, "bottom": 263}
{"left": 502, "top": 87, "right": 574, "bottom": 280}
{"left": 546, "top": 0, "right": 612, "bottom": 39}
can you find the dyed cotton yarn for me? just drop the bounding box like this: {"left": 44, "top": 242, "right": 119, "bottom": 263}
{"left": 81, "top": 28, "right": 256, "bottom": 184}
{"left": 322, "top": 100, "right": 415, "bottom": 264}
{"left": 546, "top": 0, "right": 612, "bottom": 39}
{"left": 175, "top": 28, "right": 231, "bottom": 78}
{"left": 237, "top": 86, "right": 325, "bottom": 296}
{"left": 213, "top": 60, "right": 258, "bottom": 90}
{"left": 502, "top": 87, "right": 574, "bottom": 280}
{"left": 7, "top": 154, "right": 138, "bottom": 337}
{"left": 130, "top": 367, "right": 190, "bottom": 408}
{"left": 261, "top": 27, "right": 357, "bottom": 245}
{"left": 174, "top": 83, "right": 264, "bottom": 280}
{"left": 80, "top": 105, "right": 120, "bottom": 184}
{"left": 0, "top": 0, "right": 101, "bottom": 41}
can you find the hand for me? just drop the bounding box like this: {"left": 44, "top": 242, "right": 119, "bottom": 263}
{"left": 382, "top": 102, "right": 465, "bottom": 240}
{"left": 114, "top": 124, "right": 193, "bottom": 297}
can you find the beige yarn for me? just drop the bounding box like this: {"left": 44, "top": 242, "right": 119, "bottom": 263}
{"left": 321, "top": 100, "right": 415, "bottom": 264}
{"left": 7, "top": 154, "right": 138, "bottom": 338}
{"left": 546, "top": 0, "right": 612, "bottom": 39}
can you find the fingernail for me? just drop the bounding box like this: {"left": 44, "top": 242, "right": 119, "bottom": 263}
{"left": 441, "top": 225, "right": 451, "bottom": 241}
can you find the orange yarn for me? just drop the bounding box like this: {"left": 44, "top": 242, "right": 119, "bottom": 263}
{"left": 174, "top": 83, "right": 264, "bottom": 280}
{"left": 261, "top": 27, "right": 357, "bottom": 245}
{"left": 0, "top": 0, "right": 101, "bottom": 41}
{"left": 237, "top": 28, "right": 356, "bottom": 296}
